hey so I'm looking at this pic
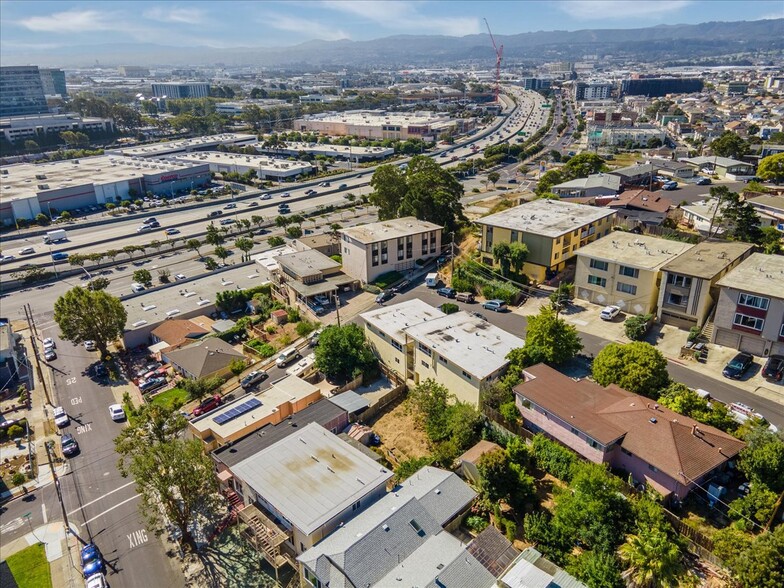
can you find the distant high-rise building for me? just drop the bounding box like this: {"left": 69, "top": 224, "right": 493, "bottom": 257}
{"left": 39, "top": 68, "right": 67, "bottom": 97}
{"left": 0, "top": 66, "right": 48, "bottom": 117}
{"left": 151, "top": 82, "right": 210, "bottom": 99}
{"left": 118, "top": 66, "right": 150, "bottom": 77}
{"left": 574, "top": 81, "right": 613, "bottom": 101}
{"left": 621, "top": 78, "right": 703, "bottom": 97}
{"left": 521, "top": 78, "right": 552, "bottom": 91}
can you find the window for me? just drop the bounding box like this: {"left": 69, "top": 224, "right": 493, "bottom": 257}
{"left": 648, "top": 464, "right": 659, "bottom": 473}
{"left": 510, "top": 230, "right": 518, "bottom": 243}
{"left": 430, "top": 231, "right": 437, "bottom": 254}
{"left": 406, "top": 235, "right": 413, "bottom": 259}
{"left": 587, "top": 275, "right": 607, "bottom": 287}
{"left": 462, "top": 370, "right": 473, "bottom": 380}
{"left": 587, "top": 438, "right": 601, "bottom": 450}
{"left": 667, "top": 293, "right": 687, "bottom": 306}
{"left": 418, "top": 342, "right": 431, "bottom": 356}
{"left": 738, "top": 293, "right": 769, "bottom": 310}
{"left": 554, "top": 252, "right": 560, "bottom": 259}
{"left": 397, "top": 238, "right": 404, "bottom": 261}
{"left": 570, "top": 427, "right": 579, "bottom": 436}
{"left": 619, "top": 265, "right": 639, "bottom": 278}
{"left": 485, "top": 226, "right": 493, "bottom": 250}
{"left": 438, "top": 355, "right": 448, "bottom": 365}
{"left": 421, "top": 360, "right": 430, "bottom": 369}
{"left": 590, "top": 259, "right": 608, "bottom": 271}
{"left": 617, "top": 282, "right": 637, "bottom": 295}
{"left": 381, "top": 241, "right": 388, "bottom": 264}
{"left": 352, "top": 500, "right": 361, "bottom": 511}
{"left": 391, "top": 340, "right": 402, "bottom": 351}
{"left": 667, "top": 274, "right": 692, "bottom": 288}
{"left": 734, "top": 313, "right": 764, "bottom": 331}
{"left": 409, "top": 519, "right": 425, "bottom": 536}
{"left": 371, "top": 243, "right": 379, "bottom": 267}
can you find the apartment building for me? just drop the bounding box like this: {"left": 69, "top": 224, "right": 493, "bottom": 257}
{"left": 657, "top": 241, "right": 754, "bottom": 329}
{"left": 712, "top": 253, "right": 784, "bottom": 356}
{"left": 476, "top": 200, "right": 617, "bottom": 282}
{"left": 339, "top": 217, "right": 442, "bottom": 283}
{"left": 575, "top": 232, "right": 693, "bottom": 316}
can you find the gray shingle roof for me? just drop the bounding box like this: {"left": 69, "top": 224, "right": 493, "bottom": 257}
{"left": 396, "top": 466, "right": 477, "bottom": 527}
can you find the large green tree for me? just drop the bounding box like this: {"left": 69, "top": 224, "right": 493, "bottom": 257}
{"left": 369, "top": 155, "right": 465, "bottom": 232}
{"left": 738, "top": 427, "right": 784, "bottom": 493}
{"left": 757, "top": 152, "right": 784, "bottom": 184}
{"left": 314, "top": 323, "right": 377, "bottom": 381}
{"left": 592, "top": 342, "right": 669, "bottom": 398}
{"left": 618, "top": 527, "right": 686, "bottom": 588}
{"left": 53, "top": 287, "right": 127, "bottom": 357}
{"left": 508, "top": 242, "right": 529, "bottom": 275}
{"left": 710, "top": 131, "right": 750, "bottom": 160}
{"left": 566, "top": 551, "right": 625, "bottom": 588}
{"left": 732, "top": 525, "right": 784, "bottom": 588}
{"left": 509, "top": 306, "right": 583, "bottom": 376}
{"left": 492, "top": 242, "right": 512, "bottom": 276}
{"left": 477, "top": 448, "right": 535, "bottom": 511}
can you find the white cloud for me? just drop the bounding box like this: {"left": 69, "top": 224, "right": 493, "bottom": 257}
{"left": 557, "top": 1, "right": 692, "bottom": 20}
{"left": 143, "top": 6, "right": 207, "bottom": 25}
{"left": 18, "top": 9, "right": 120, "bottom": 33}
{"left": 754, "top": 11, "right": 784, "bottom": 20}
{"left": 265, "top": 13, "right": 350, "bottom": 41}
{"left": 322, "top": 1, "right": 481, "bottom": 36}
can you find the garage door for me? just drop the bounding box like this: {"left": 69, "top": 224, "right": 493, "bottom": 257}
{"left": 714, "top": 329, "right": 739, "bottom": 349}
{"left": 739, "top": 335, "right": 766, "bottom": 357}
{"left": 660, "top": 311, "right": 696, "bottom": 330}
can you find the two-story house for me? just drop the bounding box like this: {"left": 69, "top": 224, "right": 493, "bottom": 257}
{"left": 272, "top": 248, "right": 358, "bottom": 311}
{"left": 476, "top": 200, "right": 617, "bottom": 283}
{"left": 575, "top": 232, "right": 693, "bottom": 316}
{"left": 514, "top": 364, "right": 745, "bottom": 501}
{"left": 339, "top": 217, "right": 442, "bottom": 284}
{"left": 712, "top": 253, "right": 784, "bottom": 356}
{"left": 657, "top": 241, "right": 754, "bottom": 329}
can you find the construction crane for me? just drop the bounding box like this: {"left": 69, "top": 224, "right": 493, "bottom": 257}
{"left": 484, "top": 18, "right": 503, "bottom": 103}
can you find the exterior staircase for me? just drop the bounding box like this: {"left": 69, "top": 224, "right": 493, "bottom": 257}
{"left": 700, "top": 308, "right": 716, "bottom": 341}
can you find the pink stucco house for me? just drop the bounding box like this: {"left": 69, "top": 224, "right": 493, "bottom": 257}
{"left": 514, "top": 364, "right": 745, "bottom": 501}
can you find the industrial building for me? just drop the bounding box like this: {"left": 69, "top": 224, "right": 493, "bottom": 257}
{"left": 168, "top": 151, "right": 312, "bottom": 180}
{"left": 1, "top": 113, "right": 114, "bottom": 144}
{"left": 151, "top": 82, "right": 210, "bottom": 99}
{"left": 293, "top": 110, "right": 472, "bottom": 140}
{"left": 0, "top": 156, "right": 209, "bottom": 225}
{"left": 105, "top": 133, "right": 257, "bottom": 158}
{"left": 257, "top": 141, "right": 394, "bottom": 162}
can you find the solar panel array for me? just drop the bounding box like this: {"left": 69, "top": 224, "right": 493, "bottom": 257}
{"left": 213, "top": 398, "right": 262, "bottom": 425}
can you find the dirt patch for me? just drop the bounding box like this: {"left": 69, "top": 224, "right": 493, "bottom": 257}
{"left": 367, "top": 398, "right": 431, "bottom": 466}
{"left": 534, "top": 472, "right": 565, "bottom": 512}
{"left": 440, "top": 233, "right": 479, "bottom": 284}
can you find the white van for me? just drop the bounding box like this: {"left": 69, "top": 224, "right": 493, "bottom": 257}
{"left": 131, "top": 282, "right": 145, "bottom": 293}
{"left": 425, "top": 273, "right": 439, "bottom": 288}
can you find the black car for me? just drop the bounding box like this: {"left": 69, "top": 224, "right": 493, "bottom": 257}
{"left": 392, "top": 280, "right": 411, "bottom": 293}
{"left": 437, "top": 287, "right": 456, "bottom": 298}
{"left": 762, "top": 355, "right": 784, "bottom": 382}
{"left": 375, "top": 290, "right": 395, "bottom": 304}
{"left": 722, "top": 352, "right": 754, "bottom": 379}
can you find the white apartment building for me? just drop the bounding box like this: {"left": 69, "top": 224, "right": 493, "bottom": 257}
{"left": 339, "top": 217, "right": 442, "bottom": 283}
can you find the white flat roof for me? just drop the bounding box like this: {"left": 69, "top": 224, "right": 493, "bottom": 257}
{"left": 339, "top": 216, "right": 442, "bottom": 244}
{"left": 230, "top": 422, "right": 392, "bottom": 535}
{"left": 575, "top": 232, "right": 693, "bottom": 270}
{"left": 476, "top": 199, "right": 616, "bottom": 238}
{"left": 361, "top": 299, "right": 445, "bottom": 344}
{"left": 404, "top": 311, "right": 525, "bottom": 380}
{"left": 252, "top": 245, "right": 297, "bottom": 273}
{"left": 281, "top": 141, "right": 394, "bottom": 156}
{"left": 297, "top": 109, "right": 455, "bottom": 127}
{"left": 1, "top": 155, "right": 203, "bottom": 203}
{"left": 168, "top": 151, "right": 312, "bottom": 174}
{"left": 717, "top": 252, "right": 784, "bottom": 299}
{"left": 105, "top": 133, "right": 257, "bottom": 157}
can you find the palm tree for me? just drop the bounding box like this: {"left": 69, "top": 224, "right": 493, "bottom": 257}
{"left": 618, "top": 528, "right": 685, "bottom": 588}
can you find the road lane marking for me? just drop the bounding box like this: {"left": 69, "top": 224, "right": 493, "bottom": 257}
{"left": 0, "top": 518, "right": 24, "bottom": 534}
{"left": 128, "top": 529, "right": 149, "bottom": 548}
{"left": 67, "top": 480, "right": 136, "bottom": 516}
{"left": 80, "top": 494, "right": 140, "bottom": 527}
{"left": 42, "top": 503, "right": 47, "bottom": 524}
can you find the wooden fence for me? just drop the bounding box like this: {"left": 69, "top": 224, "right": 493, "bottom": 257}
{"left": 360, "top": 383, "right": 407, "bottom": 422}
{"left": 482, "top": 406, "right": 534, "bottom": 441}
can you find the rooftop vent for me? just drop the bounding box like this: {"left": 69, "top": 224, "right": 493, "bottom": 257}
{"left": 649, "top": 417, "right": 657, "bottom": 424}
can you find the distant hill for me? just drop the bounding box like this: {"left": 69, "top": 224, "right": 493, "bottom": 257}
{"left": 2, "top": 19, "right": 781, "bottom": 68}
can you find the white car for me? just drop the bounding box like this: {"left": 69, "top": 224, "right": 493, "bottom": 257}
{"left": 18, "top": 246, "right": 35, "bottom": 255}
{"left": 84, "top": 340, "right": 97, "bottom": 351}
{"left": 109, "top": 404, "right": 125, "bottom": 422}
{"left": 174, "top": 273, "right": 187, "bottom": 281}
{"left": 131, "top": 282, "right": 145, "bottom": 293}
{"left": 43, "top": 338, "right": 56, "bottom": 350}
{"left": 600, "top": 305, "right": 621, "bottom": 321}
{"left": 261, "top": 193, "right": 272, "bottom": 200}
{"left": 53, "top": 406, "right": 70, "bottom": 428}
{"left": 0, "top": 254, "right": 15, "bottom": 263}
{"left": 85, "top": 573, "right": 109, "bottom": 588}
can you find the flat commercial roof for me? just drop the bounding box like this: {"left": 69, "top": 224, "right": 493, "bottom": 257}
{"left": 476, "top": 199, "right": 616, "bottom": 238}
{"left": 0, "top": 155, "right": 204, "bottom": 203}
{"left": 230, "top": 422, "right": 392, "bottom": 535}
{"left": 404, "top": 311, "right": 525, "bottom": 380}
{"left": 575, "top": 232, "right": 693, "bottom": 270}
{"left": 298, "top": 109, "right": 455, "bottom": 127}
{"left": 275, "top": 249, "right": 341, "bottom": 277}
{"left": 168, "top": 151, "right": 313, "bottom": 175}
{"left": 661, "top": 241, "right": 754, "bottom": 279}
{"left": 280, "top": 142, "right": 394, "bottom": 157}
{"left": 361, "top": 298, "right": 445, "bottom": 344}
{"left": 105, "top": 133, "right": 257, "bottom": 157}
{"left": 190, "top": 375, "right": 320, "bottom": 440}
{"left": 717, "top": 252, "right": 784, "bottom": 299}
{"left": 124, "top": 264, "right": 269, "bottom": 334}
{"left": 339, "top": 216, "right": 441, "bottom": 244}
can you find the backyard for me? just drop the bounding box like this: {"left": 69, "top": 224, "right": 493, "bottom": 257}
{"left": 366, "top": 397, "right": 431, "bottom": 466}
{"left": 5, "top": 543, "right": 52, "bottom": 588}
{"left": 150, "top": 387, "right": 189, "bottom": 410}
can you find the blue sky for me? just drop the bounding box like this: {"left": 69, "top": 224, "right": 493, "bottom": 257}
{"left": 2, "top": 1, "right": 783, "bottom": 50}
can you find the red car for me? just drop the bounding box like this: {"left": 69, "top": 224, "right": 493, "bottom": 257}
{"left": 192, "top": 394, "right": 223, "bottom": 417}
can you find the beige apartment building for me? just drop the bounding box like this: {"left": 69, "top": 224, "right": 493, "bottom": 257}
{"left": 339, "top": 217, "right": 442, "bottom": 283}
{"left": 575, "top": 232, "right": 693, "bottom": 316}
{"left": 476, "top": 200, "right": 617, "bottom": 283}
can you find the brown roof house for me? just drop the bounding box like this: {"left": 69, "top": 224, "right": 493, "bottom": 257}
{"left": 457, "top": 440, "right": 502, "bottom": 485}
{"left": 514, "top": 364, "right": 745, "bottom": 501}
{"left": 163, "top": 338, "right": 245, "bottom": 380}
{"left": 149, "top": 318, "right": 211, "bottom": 353}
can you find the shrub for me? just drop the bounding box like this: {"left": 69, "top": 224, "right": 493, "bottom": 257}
{"left": 687, "top": 326, "right": 701, "bottom": 342}
{"left": 465, "top": 516, "right": 489, "bottom": 533}
{"left": 503, "top": 518, "right": 517, "bottom": 542}
{"left": 279, "top": 333, "right": 292, "bottom": 346}
{"left": 296, "top": 320, "right": 317, "bottom": 337}
{"left": 624, "top": 313, "right": 652, "bottom": 341}
{"left": 440, "top": 303, "right": 459, "bottom": 314}
{"left": 7, "top": 424, "right": 24, "bottom": 439}
{"left": 499, "top": 401, "right": 520, "bottom": 424}
{"left": 11, "top": 472, "right": 26, "bottom": 486}
{"left": 265, "top": 324, "right": 277, "bottom": 334}
{"left": 372, "top": 270, "right": 403, "bottom": 290}
{"left": 247, "top": 339, "right": 276, "bottom": 358}
{"left": 286, "top": 307, "right": 301, "bottom": 323}
{"left": 531, "top": 434, "right": 577, "bottom": 482}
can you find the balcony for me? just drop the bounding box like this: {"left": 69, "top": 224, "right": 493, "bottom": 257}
{"left": 238, "top": 503, "right": 296, "bottom": 571}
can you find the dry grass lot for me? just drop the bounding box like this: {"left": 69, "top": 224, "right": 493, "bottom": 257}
{"left": 367, "top": 398, "right": 430, "bottom": 466}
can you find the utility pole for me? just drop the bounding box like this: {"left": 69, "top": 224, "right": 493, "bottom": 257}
{"left": 334, "top": 292, "right": 341, "bottom": 328}
{"left": 23, "top": 304, "right": 51, "bottom": 406}
{"left": 450, "top": 232, "right": 456, "bottom": 276}
{"left": 44, "top": 440, "right": 85, "bottom": 545}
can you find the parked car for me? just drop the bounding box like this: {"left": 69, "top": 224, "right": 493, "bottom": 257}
{"left": 482, "top": 299, "right": 507, "bottom": 312}
{"left": 240, "top": 371, "right": 268, "bottom": 390}
{"left": 109, "top": 404, "right": 125, "bottom": 422}
{"left": 308, "top": 329, "right": 323, "bottom": 347}
{"left": 139, "top": 377, "right": 166, "bottom": 393}
{"left": 82, "top": 556, "right": 105, "bottom": 578}
{"left": 696, "top": 177, "right": 711, "bottom": 185}
{"left": 81, "top": 543, "right": 101, "bottom": 568}
{"left": 437, "top": 287, "right": 456, "bottom": 299}
{"left": 91, "top": 363, "right": 107, "bottom": 378}
{"left": 600, "top": 305, "right": 621, "bottom": 321}
{"left": 313, "top": 294, "right": 331, "bottom": 306}
{"left": 85, "top": 574, "right": 108, "bottom": 588}
{"left": 84, "top": 340, "right": 97, "bottom": 351}
{"left": 276, "top": 348, "right": 302, "bottom": 368}
{"left": 61, "top": 433, "right": 79, "bottom": 457}
{"left": 392, "top": 280, "right": 411, "bottom": 293}
{"left": 44, "top": 349, "right": 57, "bottom": 361}
{"left": 722, "top": 352, "right": 754, "bottom": 379}
{"left": 456, "top": 292, "right": 475, "bottom": 303}
{"left": 192, "top": 394, "right": 223, "bottom": 416}
{"left": 376, "top": 290, "right": 395, "bottom": 304}
{"left": 762, "top": 355, "right": 784, "bottom": 382}
{"left": 43, "top": 337, "right": 56, "bottom": 350}
{"left": 53, "top": 406, "right": 70, "bottom": 428}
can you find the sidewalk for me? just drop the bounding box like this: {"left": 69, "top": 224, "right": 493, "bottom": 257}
{"left": 511, "top": 294, "right": 783, "bottom": 404}
{"left": 0, "top": 521, "right": 83, "bottom": 588}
